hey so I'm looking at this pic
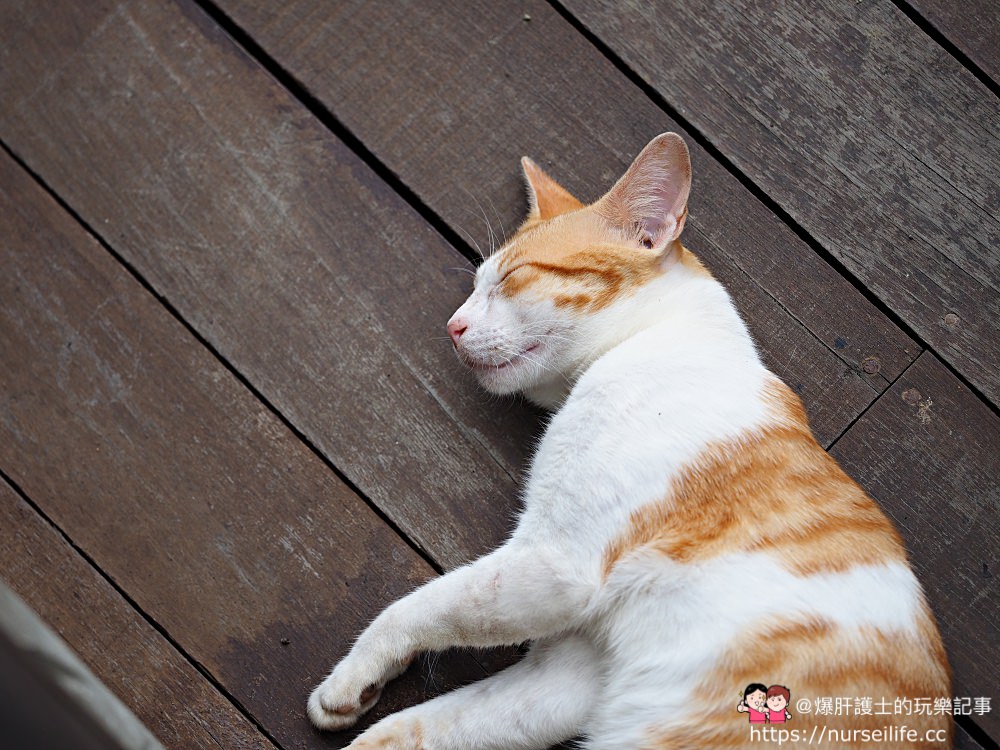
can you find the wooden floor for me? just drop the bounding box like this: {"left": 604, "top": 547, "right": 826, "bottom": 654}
{"left": 1, "top": 1, "right": 997, "bottom": 748}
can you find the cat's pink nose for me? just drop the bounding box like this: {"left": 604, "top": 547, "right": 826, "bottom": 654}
{"left": 447, "top": 318, "right": 468, "bottom": 347}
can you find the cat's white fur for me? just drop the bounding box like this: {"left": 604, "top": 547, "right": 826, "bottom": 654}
{"left": 307, "top": 134, "right": 927, "bottom": 749}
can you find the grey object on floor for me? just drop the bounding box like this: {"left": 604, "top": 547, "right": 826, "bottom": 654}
{"left": 0, "top": 581, "right": 164, "bottom": 750}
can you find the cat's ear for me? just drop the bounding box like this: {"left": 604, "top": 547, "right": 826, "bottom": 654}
{"left": 521, "top": 156, "right": 584, "bottom": 223}
{"left": 597, "top": 132, "right": 691, "bottom": 252}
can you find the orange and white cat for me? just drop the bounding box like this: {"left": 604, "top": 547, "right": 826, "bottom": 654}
{"left": 308, "top": 134, "right": 951, "bottom": 748}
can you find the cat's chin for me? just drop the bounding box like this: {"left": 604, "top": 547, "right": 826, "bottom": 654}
{"left": 474, "top": 364, "right": 567, "bottom": 410}
{"left": 459, "top": 341, "right": 545, "bottom": 394}
{"left": 472, "top": 363, "right": 530, "bottom": 396}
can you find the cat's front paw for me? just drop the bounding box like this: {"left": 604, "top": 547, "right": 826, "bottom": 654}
{"left": 307, "top": 671, "right": 384, "bottom": 731}
{"left": 347, "top": 715, "right": 424, "bottom": 749}
{"left": 307, "top": 654, "right": 416, "bottom": 731}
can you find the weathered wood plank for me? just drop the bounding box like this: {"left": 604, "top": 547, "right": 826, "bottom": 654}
{"left": 211, "top": 0, "right": 919, "bottom": 438}
{"left": 2, "top": 1, "right": 913, "bottom": 472}
{"left": 0, "top": 147, "right": 485, "bottom": 748}
{"left": 0, "top": 480, "right": 273, "bottom": 750}
{"left": 955, "top": 722, "right": 990, "bottom": 750}
{"left": 907, "top": 0, "right": 1000, "bottom": 85}
{"left": 0, "top": 0, "right": 535, "bottom": 570}
{"left": 563, "top": 0, "right": 1000, "bottom": 406}
{"left": 830, "top": 352, "right": 1000, "bottom": 740}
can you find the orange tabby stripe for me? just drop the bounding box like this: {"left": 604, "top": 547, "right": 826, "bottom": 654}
{"left": 500, "top": 252, "right": 659, "bottom": 312}
{"left": 502, "top": 198, "right": 715, "bottom": 310}
{"left": 643, "top": 611, "right": 951, "bottom": 749}
{"left": 499, "top": 207, "right": 675, "bottom": 309}
{"left": 602, "top": 380, "right": 908, "bottom": 578}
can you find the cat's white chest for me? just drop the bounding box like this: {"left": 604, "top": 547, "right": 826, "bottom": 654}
{"left": 517, "top": 320, "right": 771, "bottom": 559}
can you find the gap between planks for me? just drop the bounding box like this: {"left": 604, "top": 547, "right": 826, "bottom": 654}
{"left": 0, "top": 466, "right": 285, "bottom": 750}
{"left": 891, "top": 0, "right": 1000, "bottom": 98}
{"left": 0, "top": 137, "right": 444, "bottom": 579}
{"left": 189, "top": 0, "right": 913, "bottom": 398}
{"left": 192, "top": 0, "right": 481, "bottom": 270}
{"left": 0, "top": 129, "right": 512, "bottom": 736}
{"left": 2, "top": 5, "right": 994, "bottom": 742}
{"left": 544, "top": 0, "right": 1000, "bottom": 422}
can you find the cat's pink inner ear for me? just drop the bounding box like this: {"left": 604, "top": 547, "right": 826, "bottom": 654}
{"left": 598, "top": 132, "right": 692, "bottom": 251}
{"left": 521, "top": 156, "right": 585, "bottom": 222}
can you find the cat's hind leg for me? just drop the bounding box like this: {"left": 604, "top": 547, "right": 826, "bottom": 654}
{"left": 347, "top": 634, "right": 601, "bottom": 750}
{"left": 308, "top": 543, "right": 593, "bottom": 730}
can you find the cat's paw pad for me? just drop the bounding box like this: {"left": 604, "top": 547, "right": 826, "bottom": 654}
{"left": 307, "top": 677, "right": 383, "bottom": 731}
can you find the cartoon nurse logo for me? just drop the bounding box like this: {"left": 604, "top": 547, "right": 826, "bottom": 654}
{"left": 736, "top": 683, "right": 769, "bottom": 724}
{"left": 737, "top": 683, "right": 792, "bottom": 723}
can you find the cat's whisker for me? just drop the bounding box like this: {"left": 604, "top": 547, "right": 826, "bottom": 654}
{"left": 518, "top": 318, "right": 568, "bottom": 330}
{"left": 536, "top": 336, "right": 573, "bottom": 346}
{"left": 515, "top": 325, "right": 574, "bottom": 344}
{"left": 453, "top": 220, "right": 487, "bottom": 260}
{"left": 521, "top": 351, "right": 571, "bottom": 385}
{"left": 517, "top": 324, "right": 572, "bottom": 338}
{"left": 421, "top": 651, "right": 444, "bottom": 692}
{"left": 486, "top": 194, "right": 509, "bottom": 246}
{"left": 462, "top": 187, "right": 502, "bottom": 257}
{"left": 488, "top": 341, "right": 568, "bottom": 383}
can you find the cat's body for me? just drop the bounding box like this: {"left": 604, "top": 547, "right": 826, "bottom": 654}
{"left": 308, "top": 134, "right": 951, "bottom": 748}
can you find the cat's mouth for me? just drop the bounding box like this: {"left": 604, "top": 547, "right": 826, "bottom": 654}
{"left": 461, "top": 342, "right": 541, "bottom": 373}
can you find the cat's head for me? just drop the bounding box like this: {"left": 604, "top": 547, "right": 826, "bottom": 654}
{"left": 447, "top": 133, "right": 698, "bottom": 407}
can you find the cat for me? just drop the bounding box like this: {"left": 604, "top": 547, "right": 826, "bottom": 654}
{"left": 307, "top": 133, "right": 952, "bottom": 749}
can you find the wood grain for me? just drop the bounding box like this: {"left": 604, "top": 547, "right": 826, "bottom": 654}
{"left": 564, "top": 0, "right": 1000, "bottom": 406}
{"left": 908, "top": 0, "right": 1000, "bottom": 85}
{"left": 0, "top": 0, "right": 990, "bottom": 745}
{"left": 831, "top": 352, "right": 1000, "bottom": 740}
{"left": 0, "top": 480, "right": 273, "bottom": 750}
{"left": 0, "top": 0, "right": 536, "bottom": 570}
{"left": 955, "top": 722, "right": 990, "bottom": 750}
{"left": 0, "top": 146, "right": 486, "bottom": 749}
{"left": 122, "top": 0, "right": 910, "bottom": 443}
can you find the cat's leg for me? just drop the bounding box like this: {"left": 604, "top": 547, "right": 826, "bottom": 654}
{"left": 348, "top": 634, "right": 601, "bottom": 750}
{"left": 307, "top": 543, "right": 592, "bottom": 730}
